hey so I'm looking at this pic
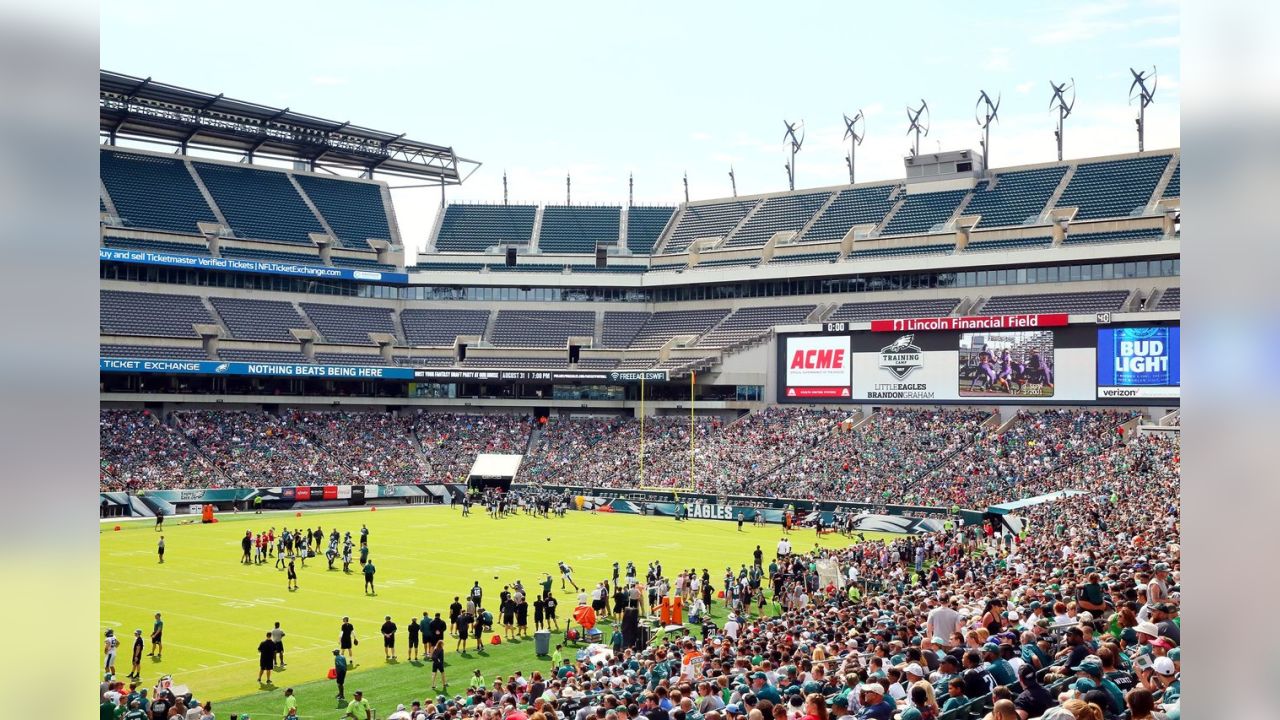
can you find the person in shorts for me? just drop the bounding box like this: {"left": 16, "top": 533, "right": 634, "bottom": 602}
{"left": 430, "top": 640, "right": 447, "bottom": 688}
{"left": 270, "top": 622, "right": 286, "bottom": 668}
{"left": 407, "top": 616, "right": 420, "bottom": 661}
{"left": 545, "top": 594, "right": 559, "bottom": 630}
{"left": 455, "top": 610, "right": 472, "bottom": 653}
{"left": 381, "top": 616, "right": 397, "bottom": 661}
{"left": 333, "top": 649, "right": 348, "bottom": 700}
{"left": 149, "top": 613, "right": 163, "bottom": 658}
{"left": 339, "top": 617, "right": 357, "bottom": 664}
{"left": 257, "top": 632, "right": 276, "bottom": 685}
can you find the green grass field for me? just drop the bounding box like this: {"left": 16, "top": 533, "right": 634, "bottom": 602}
{"left": 101, "top": 506, "right": 895, "bottom": 718}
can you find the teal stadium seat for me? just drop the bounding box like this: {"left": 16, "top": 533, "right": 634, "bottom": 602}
{"left": 1055, "top": 155, "right": 1172, "bottom": 220}
{"left": 964, "top": 165, "right": 1067, "bottom": 227}
{"left": 664, "top": 200, "right": 758, "bottom": 253}
{"left": 881, "top": 188, "right": 969, "bottom": 236}
{"left": 538, "top": 206, "right": 620, "bottom": 254}
{"left": 800, "top": 185, "right": 896, "bottom": 242}
{"left": 626, "top": 206, "right": 676, "bottom": 254}
{"left": 723, "top": 192, "right": 830, "bottom": 249}
{"left": 193, "top": 162, "right": 324, "bottom": 244}
{"left": 99, "top": 150, "right": 218, "bottom": 234}
{"left": 293, "top": 174, "right": 393, "bottom": 249}
{"left": 436, "top": 204, "right": 536, "bottom": 252}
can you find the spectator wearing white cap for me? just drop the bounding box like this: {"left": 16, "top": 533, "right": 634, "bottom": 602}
{"left": 1140, "top": 656, "right": 1180, "bottom": 704}
{"left": 1134, "top": 621, "right": 1161, "bottom": 653}
{"left": 854, "top": 683, "right": 894, "bottom": 720}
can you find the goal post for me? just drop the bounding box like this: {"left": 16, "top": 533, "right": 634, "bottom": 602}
{"left": 636, "top": 370, "right": 697, "bottom": 495}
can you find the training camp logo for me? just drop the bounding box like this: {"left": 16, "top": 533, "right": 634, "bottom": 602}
{"left": 878, "top": 335, "right": 924, "bottom": 380}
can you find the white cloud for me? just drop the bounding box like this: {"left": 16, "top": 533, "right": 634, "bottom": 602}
{"left": 983, "top": 47, "right": 1012, "bottom": 72}
{"left": 1031, "top": 1, "right": 1132, "bottom": 45}
{"left": 1031, "top": 2, "right": 1178, "bottom": 46}
{"left": 1134, "top": 35, "right": 1179, "bottom": 47}
{"left": 1016, "top": 81, "right": 1036, "bottom": 95}
{"left": 690, "top": 131, "right": 712, "bottom": 142}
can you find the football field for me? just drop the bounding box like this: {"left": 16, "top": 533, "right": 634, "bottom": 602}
{"left": 101, "top": 505, "right": 895, "bottom": 718}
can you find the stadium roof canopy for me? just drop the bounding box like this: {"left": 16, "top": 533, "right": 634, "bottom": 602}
{"left": 100, "top": 70, "right": 479, "bottom": 183}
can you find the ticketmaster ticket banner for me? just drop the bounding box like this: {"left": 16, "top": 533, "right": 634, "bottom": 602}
{"left": 1096, "top": 326, "right": 1181, "bottom": 399}
{"left": 782, "top": 334, "right": 851, "bottom": 398}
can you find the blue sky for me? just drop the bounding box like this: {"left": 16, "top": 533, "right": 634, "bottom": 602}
{"left": 101, "top": 0, "right": 1180, "bottom": 254}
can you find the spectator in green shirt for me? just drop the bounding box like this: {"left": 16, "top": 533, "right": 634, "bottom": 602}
{"left": 1078, "top": 573, "right": 1107, "bottom": 613}
{"left": 940, "top": 678, "right": 968, "bottom": 716}
{"left": 282, "top": 687, "right": 297, "bottom": 718}
{"left": 343, "top": 690, "right": 372, "bottom": 720}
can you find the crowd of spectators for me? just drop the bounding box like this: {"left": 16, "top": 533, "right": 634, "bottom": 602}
{"left": 100, "top": 409, "right": 221, "bottom": 491}
{"left": 522, "top": 409, "right": 852, "bottom": 494}
{"left": 648, "top": 408, "right": 853, "bottom": 496}
{"left": 99, "top": 410, "right": 537, "bottom": 489}
{"left": 522, "top": 416, "right": 716, "bottom": 489}
{"left": 175, "top": 410, "right": 351, "bottom": 486}
{"left": 757, "top": 409, "right": 992, "bottom": 503}
{"left": 98, "top": 408, "right": 1154, "bottom": 516}
{"left": 414, "top": 412, "right": 534, "bottom": 484}
{"left": 913, "top": 410, "right": 1139, "bottom": 509}
{"left": 290, "top": 410, "right": 429, "bottom": 485}
{"left": 115, "top": 428, "right": 1179, "bottom": 720}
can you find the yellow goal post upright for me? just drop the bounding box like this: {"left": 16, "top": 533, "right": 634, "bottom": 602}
{"left": 636, "top": 369, "right": 697, "bottom": 496}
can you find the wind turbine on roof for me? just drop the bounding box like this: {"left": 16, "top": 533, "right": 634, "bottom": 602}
{"left": 975, "top": 90, "right": 1000, "bottom": 169}
{"left": 1130, "top": 66, "right": 1158, "bottom": 152}
{"left": 1049, "top": 78, "right": 1076, "bottom": 162}
{"left": 843, "top": 110, "right": 865, "bottom": 184}
{"left": 906, "top": 100, "right": 929, "bottom": 158}
{"left": 783, "top": 119, "right": 804, "bottom": 191}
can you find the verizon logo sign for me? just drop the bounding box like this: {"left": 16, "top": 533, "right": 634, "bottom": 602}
{"left": 869, "top": 314, "right": 1068, "bottom": 332}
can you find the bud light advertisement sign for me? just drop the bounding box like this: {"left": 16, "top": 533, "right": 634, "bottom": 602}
{"left": 1096, "top": 326, "right": 1180, "bottom": 399}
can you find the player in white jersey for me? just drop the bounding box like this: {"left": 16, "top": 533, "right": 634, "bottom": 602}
{"left": 103, "top": 629, "right": 120, "bottom": 675}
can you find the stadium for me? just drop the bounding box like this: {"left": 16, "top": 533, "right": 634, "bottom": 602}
{"left": 98, "top": 31, "right": 1181, "bottom": 720}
